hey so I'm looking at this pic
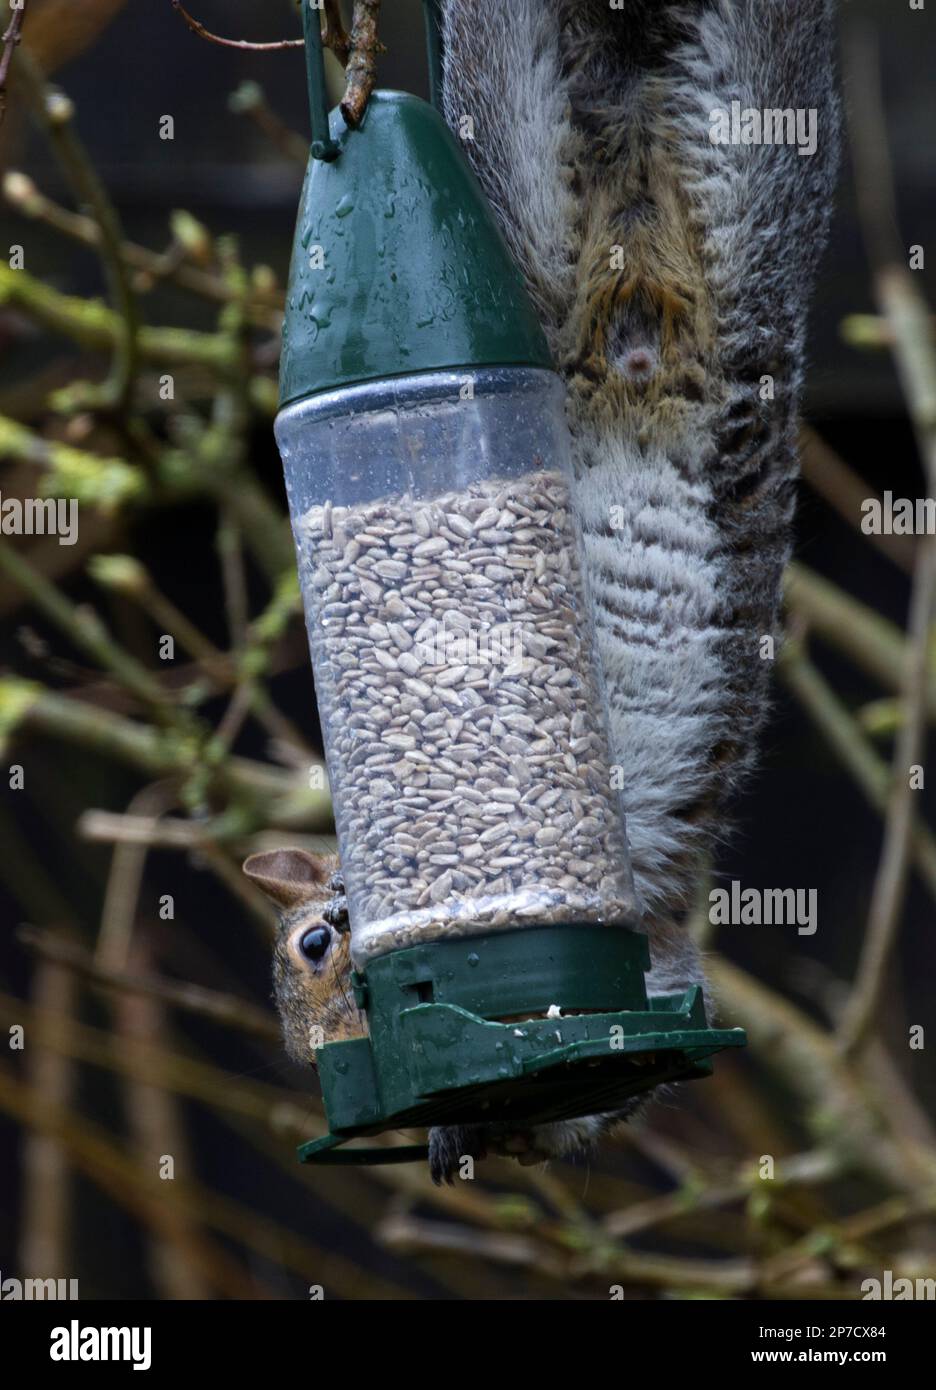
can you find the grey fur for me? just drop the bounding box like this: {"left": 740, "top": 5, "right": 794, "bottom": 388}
{"left": 427, "top": 0, "right": 839, "bottom": 1173}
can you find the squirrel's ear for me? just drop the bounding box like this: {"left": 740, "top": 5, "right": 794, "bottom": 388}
{"left": 242, "top": 848, "right": 329, "bottom": 911}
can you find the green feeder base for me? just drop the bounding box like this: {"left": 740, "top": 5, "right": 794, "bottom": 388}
{"left": 298, "top": 925, "right": 745, "bottom": 1166}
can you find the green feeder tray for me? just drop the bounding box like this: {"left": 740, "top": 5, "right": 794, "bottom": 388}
{"left": 300, "top": 925, "right": 746, "bottom": 1165}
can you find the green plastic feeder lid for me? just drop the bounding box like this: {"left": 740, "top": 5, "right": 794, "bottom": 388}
{"left": 279, "top": 90, "right": 553, "bottom": 408}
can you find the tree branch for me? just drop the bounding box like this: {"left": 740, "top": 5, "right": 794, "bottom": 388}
{"left": 17, "top": 926, "right": 281, "bottom": 1041}
{"left": 0, "top": 0, "right": 28, "bottom": 125}
{"left": 341, "top": 0, "right": 382, "bottom": 127}
{"left": 169, "top": 2, "right": 303, "bottom": 52}
{"left": 779, "top": 642, "right": 936, "bottom": 905}
{"left": 0, "top": 679, "right": 332, "bottom": 830}
{"left": 836, "top": 23, "right": 936, "bottom": 1057}
{"left": 3, "top": 170, "right": 284, "bottom": 328}
{"left": 17, "top": 46, "right": 141, "bottom": 415}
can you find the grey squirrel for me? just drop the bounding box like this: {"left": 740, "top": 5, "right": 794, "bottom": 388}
{"left": 244, "top": 0, "right": 839, "bottom": 1182}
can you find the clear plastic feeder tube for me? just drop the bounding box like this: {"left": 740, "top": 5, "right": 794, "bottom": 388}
{"left": 276, "top": 367, "right": 637, "bottom": 966}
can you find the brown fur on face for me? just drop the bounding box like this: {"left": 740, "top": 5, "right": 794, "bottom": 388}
{"left": 242, "top": 849, "right": 366, "bottom": 1066}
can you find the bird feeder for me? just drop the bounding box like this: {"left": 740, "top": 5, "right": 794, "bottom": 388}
{"left": 276, "top": 3, "right": 744, "bottom": 1164}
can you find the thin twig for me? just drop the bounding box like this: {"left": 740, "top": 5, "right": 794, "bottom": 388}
{"left": 0, "top": 542, "right": 172, "bottom": 713}
{"left": 0, "top": 265, "right": 245, "bottom": 372}
{"left": 16, "top": 47, "right": 140, "bottom": 415}
{"left": 0, "top": 0, "right": 28, "bottom": 125}
{"left": 169, "top": 0, "right": 354, "bottom": 70}
{"left": 17, "top": 925, "right": 282, "bottom": 1041}
{"left": 115, "top": 935, "right": 210, "bottom": 1298}
{"left": 228, "top": 82, "right": 308, "bottom": 164}
{"left": 377, "top": 1210, "right": 864, "bottom": 1298}
{"left": 216, "top": 507, "right": 249, "bottom": 643}
{"left": 785, "top": 563, "right": 936, "bottom": 721}
{"left": 96, "top": 782, "right": 177, "bottom": 972}
{"left": 845, "top": 23, "right": 904, "bottom": 274}
{"left": 709, "top": 953, "right": 936, "bottom": 1195}
{"left": 799, "top": 423, "right": 915, "bottom": 575}
{"left": 602, "top": 1151, "right": 841, "bottom": 1241}
{"left": 0, "top": 1062, "right": 267, "bottom": 1299}
{"left": 19, "top": 958, "right": 74, "bottom": 1280}
{"left": 0, "top": 1061, "right": 402, "bottom": 1299}
{"left": 837, "top": 24, "right": 936, "bottom": 1057}
{"left": 842, "top": 312, "right": 936, "bottom": 350}
{"left": 78, "top": 809, "right": 228, "bottom": 849}
{"left": 779, "top": 642, "right": 936, "bottom": 905}
{"left": 758, "top": 1193, "right": 936, "bottom": 1289}
{"left": 0, "top": 988, "right": 305, "bottom": 1126}
{"left": 77, "top": 811, "right": 336, "bottom": 862}
{"left": 169, "top": 1, "right": 303, "bottom": 52}
{"left": 791, "top": 960, "right": 936, "bottom": 1157}
{"left": 213, "top": 680, "right": 256, "bottom": 758}
{"left": 2, "top": 680, "right": 332, "bottom": 829}
{"left": 378, "top": 1212, "right": 568, "bottom": 1280}
{"left": 197, "top": 842, "right": 277, "bottom": 931}
{"left": 838, "top": 542, "right": 936, "bottom": 1056}
{"left": 2, "top": 170, "right": 284, "bottom": 327}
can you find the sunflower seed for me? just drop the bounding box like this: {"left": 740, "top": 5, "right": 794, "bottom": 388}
{"left": 297, "top": 470, "right": 635, "bottom": 961}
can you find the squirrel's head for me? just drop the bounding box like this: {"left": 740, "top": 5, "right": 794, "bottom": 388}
{"left": 242, "top": 848, "right": 365, "bottom": 1067}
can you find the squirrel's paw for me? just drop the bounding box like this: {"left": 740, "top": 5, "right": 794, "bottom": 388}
{"left": 428, "top": 1124, "right": 488, "bottom": 1184}
{"left": 427, "top": 1122, "right": 581, "bottom": 1182}
{"left": 321, "top": 869, "right": 349, "bottom": 935}
{"left": 429, "top": 1105, "right": 646, "bottom": 1182}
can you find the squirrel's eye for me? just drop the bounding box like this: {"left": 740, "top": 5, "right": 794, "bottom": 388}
{"left": 299, "top": 925, "right": 331, "bottom": 963}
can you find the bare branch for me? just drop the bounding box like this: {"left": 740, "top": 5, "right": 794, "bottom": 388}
{"left": 17, "top": 926, "right": 281, "bottom": 1041}
{"left": 836, "top": 24, "right": 936, "bottom": 1057}
{"left": 15, "top": 46, "right": 140, "bottom": 414}
{"left": 3, "top": 169, "right": 284, "bottom": 325}
{"left": 169, "top": 0, "right": 352, "bottom": 65}
{"left": 228, "top": 81, "right": 307, "bottom": 163}
{"left": 799, "top": 423, "right": 915, "bottom": 575}
{"left": 341, "top": 0, "right": 382, "bottom": 128}
{"left": 169, "top": 1, "right": 303, "bottom": 53}
{"left": 779, "top": 642, "right": 936, "bottom": 906}
{"left": 0, "top": 0, "right": 28, "bottom": 126}
{"left": 785, "top": 563, "right": 936, "bottom": 721}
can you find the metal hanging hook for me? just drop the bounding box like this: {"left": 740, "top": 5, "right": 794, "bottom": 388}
{"left": 303, "top": 0, "right": 341, "bottom": 161}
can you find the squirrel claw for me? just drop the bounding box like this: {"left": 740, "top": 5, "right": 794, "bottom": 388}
{"left": 428, "top": 1125, "right": 488, "bottom": 1184}
{"left": 428, "top": 1124, "right": 557, "bottom": 1182}
{"left": 321, "top": 871, "right": 349, "bottom": 933}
